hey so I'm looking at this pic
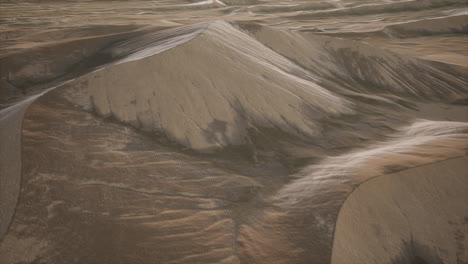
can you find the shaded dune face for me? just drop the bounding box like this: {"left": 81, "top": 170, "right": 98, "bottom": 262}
{"left": 0, "top": 10, "right": 468, "bottom": 264}
{"left": 238, "top": 23, "right": 468, "bottom": 98}
{"left": 0, "top": 23, "right": 206, "bottom": 106}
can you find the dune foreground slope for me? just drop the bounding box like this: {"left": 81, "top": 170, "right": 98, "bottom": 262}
{"left": 1, "top": 1, "right": 468, "bottom": 264}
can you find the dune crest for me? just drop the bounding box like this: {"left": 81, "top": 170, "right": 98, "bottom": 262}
{"left": 58, "top": 21, "right": 467, "bottom": 152}
{"left": 62, "top": 21, "right": 353, "bottom": 151}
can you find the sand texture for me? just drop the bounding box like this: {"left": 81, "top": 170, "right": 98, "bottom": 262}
{"left": 1, "top": 0, "right": 468, "bottom": 263}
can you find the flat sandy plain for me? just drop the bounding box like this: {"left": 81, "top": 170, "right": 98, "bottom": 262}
{"left": 0, "top": 1, "right": 467, "bottom": 263}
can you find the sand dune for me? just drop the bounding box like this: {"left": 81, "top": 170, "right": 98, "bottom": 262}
{"left": 62, "top": 21, "right": 353, "bottom": 151}
{"left": 241, "top": 23, "right": 467, "bottom": 97}
{"left": 332, "top": 156, "right": 468, "bottom": 264}
{"left": 1, "top": 1, "right": 467, "bottom": 263}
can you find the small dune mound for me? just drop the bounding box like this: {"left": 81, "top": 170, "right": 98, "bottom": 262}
{"left": 331, "top": 156, "right": 468, "bottom": 264}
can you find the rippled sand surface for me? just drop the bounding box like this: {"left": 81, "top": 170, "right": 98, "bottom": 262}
{"left": 0, "top": 1, "right": 467, "bottom": 264}
{"left": 2, "top": 0, "right": 468, "bottom": 66}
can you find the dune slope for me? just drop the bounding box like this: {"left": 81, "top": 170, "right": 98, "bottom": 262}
{"left": 331, "top": 156, "right": 468, "bottom": 264}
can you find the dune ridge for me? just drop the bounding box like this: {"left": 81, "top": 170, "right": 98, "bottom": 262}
{"left": 291, "top": 0, "right": 468, "bottom": 19}
{"left": 240, "top": 24, "right": 467, "bottom": 98}
{"left": 58, "top": 21, "right": 467, "bottom": 152}
{"left": 382, "top": 14, "right": 468, "bottom": 38}
{"left": 321, "top": 14, "right": 468, "bottom": 39}
{"left": 62, "top": 21, "right": 354, "bottom": 151}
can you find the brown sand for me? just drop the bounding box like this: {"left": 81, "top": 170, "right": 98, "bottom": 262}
{"left": 1, "top": 1, "right": 467, "bottom": 263}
